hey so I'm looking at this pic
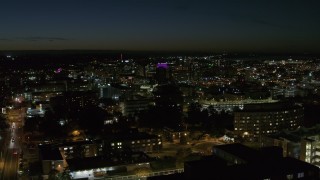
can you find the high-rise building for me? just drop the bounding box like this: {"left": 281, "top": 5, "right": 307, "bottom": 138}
{"left": 155, "top": 63, "right": 171, "bottom": 84}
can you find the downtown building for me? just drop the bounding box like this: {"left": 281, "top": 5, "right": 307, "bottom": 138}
{"left": 302, "top": 135, "right": 320, "bottom": 168}
{"left": 119, "top": 95, "right": 152, "bottom": 116}
{"left": 149, "top": 143, "right": 319, "bottom": 180}
{"left": 103, "top": 131, "right": 162, "bottom": 153}
{"left": 37, "top": 133, "right": 158, "bottom": 179}
{"left": 261, "top": 126, "right": 320, "bottom": 168}
{"left": 233, "top": 102, "right": 304, "bottom": 141}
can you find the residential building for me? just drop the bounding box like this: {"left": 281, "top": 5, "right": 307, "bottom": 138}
{"left": 234, "top": 102, "right": 303, "bottom": 141}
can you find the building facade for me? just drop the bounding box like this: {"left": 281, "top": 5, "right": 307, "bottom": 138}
{"left": 105, "top": 132, "right": 162, "bottom": 153}
{"left": 300, "top": 135, "right": 320, "bottom": 167}
{"left": 261, "top": 129, "right": 320, "bottom": 168}
{"left": 234, "top": 102, "right": 304, "bottom": 141}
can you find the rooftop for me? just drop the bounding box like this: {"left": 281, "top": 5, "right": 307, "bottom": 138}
{"left": 104, "top": 131, "right": 159, "bottom": 142}
{"left": 181, "top": 144, "right": 319, "bottom": 179}
{"left": 67, "top": 152, "right": 151, "bottom": 171}
{"left": 39, "top": 144, "right": 63, "bottom": 160}
{"left": 213, "top": 143, "right": 261, "bottom": 163}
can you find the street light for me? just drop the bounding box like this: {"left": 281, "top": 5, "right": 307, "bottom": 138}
{"left": 72, "top": 130, "right": 80, "bottom": 136}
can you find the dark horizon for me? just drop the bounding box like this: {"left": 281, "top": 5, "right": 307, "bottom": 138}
{"left": 1, "top": 1, "right": 320, "bottom": 54}
{"left": 1, "top": 49, "right": 320, "bottom": 57}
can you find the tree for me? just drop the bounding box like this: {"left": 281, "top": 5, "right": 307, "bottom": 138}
{"left": 39, "top": 113, "right": 62, "bottom": 138}
{"left": 24, "top": 117, "right": 40, "bottom": 133}
{"left": 187, "top": 102, "right": 202, "bottom": 125}
{"left": 137, "top": 106, "right": 183, "bottom": 129}
{"left": 56, "top": 167, "right": 72, "bottom": 180}
{"left": 0, "top": 114, "right": 9, "bottom": 131}
{"left": 48, "top": 167, "right": 72, "bottom": 180}
{"left": 78, "top": 106, "right": 106, "bottom": 136}
{"left": 48, "top": 169, "right": 59, "bottom": 180}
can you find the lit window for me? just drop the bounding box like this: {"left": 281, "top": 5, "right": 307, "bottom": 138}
{"left": 286, "top": 174, "right": 293, "bottom": 180}
{"left": 297, "top": 172, "right": 304, "bottom": 178}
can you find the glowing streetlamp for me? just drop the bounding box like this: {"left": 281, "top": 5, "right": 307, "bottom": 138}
{"left": 72, "top": 130, "right": 80, "bottom": 136}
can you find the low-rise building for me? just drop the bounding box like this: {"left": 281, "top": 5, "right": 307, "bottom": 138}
{"left": 39, "top": 144, "right": 66, "bottom": 177}
{"left": 58, "top": 140, "right": 104, "bottom": 159}
{"left": 68, "top": 153, "right": 151, "bottom": 179}
{"left": 104, "top": 131, "right": 162, "bottom": 153}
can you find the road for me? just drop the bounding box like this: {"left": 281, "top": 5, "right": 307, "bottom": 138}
{"left": 1, "top": 123, "right": 20, "bottom": 180}
{"left": 1, "top": 120, "right": 24, "bottom": 180}
{"left": 2, "top": 148, "right": 19, "bottom": 180}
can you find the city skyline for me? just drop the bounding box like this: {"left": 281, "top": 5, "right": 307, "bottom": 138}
{"left": 1, "top": 0, "right": 320, "bottom": 54}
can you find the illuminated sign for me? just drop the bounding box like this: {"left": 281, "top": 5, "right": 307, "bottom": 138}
{"left": 55, "top": 68, "right": 62, "bottom": 73}
{"left": 157, "top": 63, "right": 168, "bottom": 69}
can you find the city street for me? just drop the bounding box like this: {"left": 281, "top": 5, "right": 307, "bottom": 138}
{"left": 1, "top": 107, "right": 25, "bottom": 180}
{"left": 0, "top": 123, "right": 22, "bottom": 180}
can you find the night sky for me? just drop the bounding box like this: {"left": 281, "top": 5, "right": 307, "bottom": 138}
{"left": 1, "top": 0, "right": 320, "bottom": 53}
